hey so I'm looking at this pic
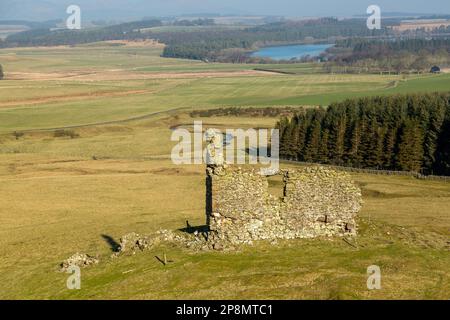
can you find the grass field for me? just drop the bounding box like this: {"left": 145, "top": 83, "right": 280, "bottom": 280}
{"left": 2, "top": 42, "right": 450, "bottom": 133}
{"left": 0, "top": 42, "right": 449, "bottom": 299}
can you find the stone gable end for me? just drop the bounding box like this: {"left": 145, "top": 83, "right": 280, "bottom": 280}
{"left": 207, "top": 165, "right": 362, "bottom": 245}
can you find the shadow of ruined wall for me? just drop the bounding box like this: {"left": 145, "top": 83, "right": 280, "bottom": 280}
{"left": 205, "top": 165, "right": 362, "bottom": 246}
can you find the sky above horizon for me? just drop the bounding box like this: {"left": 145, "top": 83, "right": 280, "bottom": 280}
{"left": 1, "top": 0, "right": 450, "bottom": 21}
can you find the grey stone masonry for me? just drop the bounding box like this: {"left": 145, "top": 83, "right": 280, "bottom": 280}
{"left": 206, "top": 164, "right": 362, "bottom": 246}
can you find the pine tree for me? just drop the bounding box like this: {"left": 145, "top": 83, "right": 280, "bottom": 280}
{"left": 435, "top": 105, "right": 450, "bottom": 175}
{"left": 346, "top": 121, "right": 362, "bottom": 167}
{"left": 396, "top": 120, "right": 424, "bottom": 172}
{"left": 303, "top": 117, "right": 322, "bottom": 162}
{"left": 293, "top": 114, "right": 308, "bottom": 160}
{"left": 362, "top": 118, "right": 379, "bottom": 168}
{"left": 328, "top": 113, "right": 346, "bottom": 165}
{"left": 317, "top": 129, "right": 330, "bottom": 163}
{"left": 277, "top": 117, "right": 291, "bottom": 159}
{"left": 382, "top": 126, "right": 397, "bottom": 169}
{"left": 422, "top": 97, "right": 446, "bottom": 174}
{"left": 286, "top": 124, "right": 300, "bottom": 160}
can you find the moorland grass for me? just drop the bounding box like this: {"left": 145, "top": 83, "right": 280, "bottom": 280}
{"left": 0, "top": 43, "right": 448, "bottom": 299}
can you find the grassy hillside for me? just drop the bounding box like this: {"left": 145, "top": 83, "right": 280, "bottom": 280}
{"left": 0, "top": 43, "right": 449, "bottom": 299}
{"left": 1, "top": 43, "right": 450, "bottom": 133}
{"left": 0, "top": 113, "right": 448, "bottom": 299}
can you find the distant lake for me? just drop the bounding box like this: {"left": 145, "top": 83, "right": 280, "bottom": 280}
{"left": 251, "top": 44, "right": 333, "bottom": 60}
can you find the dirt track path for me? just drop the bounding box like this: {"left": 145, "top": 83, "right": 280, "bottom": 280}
{"left": 17, "top": 107, "right": 185, "bottom": 133}
{"left": 6, "top": 69, "right": 276, "bottom": 82}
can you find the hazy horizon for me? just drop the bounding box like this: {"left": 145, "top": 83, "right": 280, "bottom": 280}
{"left": 0, "top": 0, "right": 450, "bottom": 22}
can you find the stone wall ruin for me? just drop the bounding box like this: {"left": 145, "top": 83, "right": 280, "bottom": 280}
{"left": 59, "top": 133, "right": 363, "bottom": 269}
{"left": 205, "top": 164, "right": 362, "bottom": 248}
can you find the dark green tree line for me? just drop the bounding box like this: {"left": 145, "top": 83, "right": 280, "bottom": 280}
{"left": 277, "top": 93, "right": 450, "bottom": 175}
{"left": 1, "top": 18, "right": 392, "bottom": 62}
{"left": 326, "top": 38, "right": 450, "bottom": 73}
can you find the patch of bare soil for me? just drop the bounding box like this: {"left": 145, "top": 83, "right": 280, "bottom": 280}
{"left": 0, "top": 55, "right": 21, "bottom": 62}
{"left": 67, "top": 69, "right": 275, "bottom": 81}
{"left": 103, "top": 39, "right": 165, "bottom": 48}
{"left": 149, "top": 167, "right": 200, "bottom": 176}
{"left": 6, "top": 71, "right": 96, "bottom": 81}
{"left": 5, "top": 68, "right": 275, "bottom": 82}
{"left": 393, "top": 20, "right": 450, "bottom": 32}
{"left": 0, "top": 89, "right": 151, "bottom": 108}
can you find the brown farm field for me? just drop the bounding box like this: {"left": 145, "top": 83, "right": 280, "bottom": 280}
{"left": 0, "top": 43, "right": 449, "bottom": 299}
{"left": 392, "top": 19, "right": 450, "bottom": 32}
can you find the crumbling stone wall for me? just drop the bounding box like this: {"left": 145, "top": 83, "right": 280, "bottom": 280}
{"left": 60, "top": 159, "right": 363, "bottom": 270}
{"left": 206, "top": 165, "right": 362, "bottom": 247}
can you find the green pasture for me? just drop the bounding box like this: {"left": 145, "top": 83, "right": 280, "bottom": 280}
{"left": 0, "top": 43, "right": 448, "bottom": 300}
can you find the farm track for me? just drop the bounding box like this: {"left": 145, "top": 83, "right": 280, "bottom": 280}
{"left": 5, "top": 69, "right": 275, "bottom": 82}
{"left": 15, "top": 107, "right": 185, "bottom": 133}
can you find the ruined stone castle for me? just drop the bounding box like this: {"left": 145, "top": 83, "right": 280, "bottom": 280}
{"left": 60, "top": 131, "right": 364, "bottom": 270}
{"left": 203, "top": 130, "right": 362, "bottom": 248}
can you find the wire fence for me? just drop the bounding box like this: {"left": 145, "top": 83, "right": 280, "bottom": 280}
{"left": 280, "top": 159, "right": 450, "bottom": 182}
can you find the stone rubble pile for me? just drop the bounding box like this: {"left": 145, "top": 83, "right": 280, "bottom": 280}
{"left": 60, "top": 253, "right": 99, "bottom": 271}
{"left": 115, "top": 232, "right": 153, "bottom": 255}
